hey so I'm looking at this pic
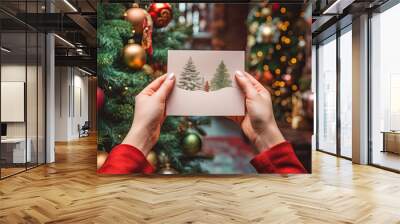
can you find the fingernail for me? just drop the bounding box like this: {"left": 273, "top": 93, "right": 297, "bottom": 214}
{"left": 167, "top": 72, "right": 175, "bottom": 80}
{"left": 235, "top": 70, "right": 244, "bottom": 77}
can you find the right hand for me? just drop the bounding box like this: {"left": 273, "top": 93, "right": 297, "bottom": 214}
{"left": 231, "top": 71, "right": 285, "bottom": 152}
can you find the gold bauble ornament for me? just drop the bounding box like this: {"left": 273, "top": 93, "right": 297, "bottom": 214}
{"left": 142, "top": 64, "right": 154, "bottom": 76}
{"left": 146, "top": 151, "right": 158, "bottom": 167}
{"left": 157, "top": 151, "right": 178, "bottom": 174}
{"left": 159, "top": 162, "right": 178, "bottom": 175}
{"left": 182, "top": 131, "right": 202, "bottom": 156}
{"left": 122, "top": 39, "right": 146, "bottom": 70}
{"left": 97, "top": 151, "right": 109, "bottom": 169}
{"left": 124, "top": 4, "right": 147, "bottom": 34}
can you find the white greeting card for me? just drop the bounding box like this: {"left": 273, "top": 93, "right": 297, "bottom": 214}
{"left": 166, "top": 50, "right": 245, "bottom": 116}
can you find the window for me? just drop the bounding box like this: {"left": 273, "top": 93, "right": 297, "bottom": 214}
{"left": 317, "top": 35, "right": 337, "bottom": 154}
{"left": 370, "top": 3, "right": 400, "bottom": 171}
{"left": 339, "top": 27, "right": 352, "bottom": 158}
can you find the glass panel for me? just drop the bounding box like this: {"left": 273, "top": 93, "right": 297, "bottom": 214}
{"left": 0, "top": 0, "right": 46, "bottom": 178}
{"left": 317, "top": 36, "right": 337, "bottom": 154}
{"left": 0, "top": 7, "right": 28, "bottom": 177}
{"left": 371, "top": 4, "right": 400, "bottom": 171}
{"left": 339, "top": 29, "right": 352, "bottom": 158}
{"left": 26, "top": 0, "right": 39, "bottom": 169}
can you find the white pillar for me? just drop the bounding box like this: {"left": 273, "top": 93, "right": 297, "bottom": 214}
{"left": 46, "top": 1, "right": 55, "bottom": 163}
{"left": 352, "top": 14, "right": 369, "bottom": 164}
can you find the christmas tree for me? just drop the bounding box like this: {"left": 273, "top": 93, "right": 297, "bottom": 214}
{"left": 210, "top": 60, "right": 232, "bottom": 91}
{"left": 246, "top": 3, "right": 311, "bottom": 126}
{"left": 177, "top": 57, "right": 203, "bottom": 91}
{"left": 97, "top": 3, "right": 206, "bottom": 173}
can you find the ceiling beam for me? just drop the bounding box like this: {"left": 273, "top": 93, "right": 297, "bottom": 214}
{"left": 67, "top": 13, "right": 96, "bottom": 47}
{"left": 55, "top": 55, "right": 96, "bottom": 71}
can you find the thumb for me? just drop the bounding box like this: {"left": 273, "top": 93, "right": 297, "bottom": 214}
{"left": 235, "top": 71, "right": 257, "bottom": 99}
{"left": 156, "top": 73, "right": 175, "bottom": 101}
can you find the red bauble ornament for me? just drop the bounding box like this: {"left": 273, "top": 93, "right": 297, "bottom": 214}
{"left": 97, "top": 87, "right": 105, "bottom": 110}
{"left": 263, "top": 70, "right": 273, "bottom": 82}
{"left": 272, "top": 3, "right": 280, "bottom": 11}
{"left": 148, "top": 3, "right": 173, "bottom": 28}
{"left": 124, "top": 4, "right": 147, "bottom": 34}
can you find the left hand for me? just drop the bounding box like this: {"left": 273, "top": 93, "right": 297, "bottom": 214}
{"left": 122, "top": 73, "right": 175, "bottom": 156}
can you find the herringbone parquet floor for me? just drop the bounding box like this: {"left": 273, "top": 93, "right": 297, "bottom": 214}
{"left": 1, "top": 135, "right": 400, "bottom": 224}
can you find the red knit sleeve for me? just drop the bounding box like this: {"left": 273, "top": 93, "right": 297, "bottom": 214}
{"left": 97, "top": 144, "right": 155, "bottom": 174}
{"left": 250, "top": 141, "right": 307, "bottom": 174}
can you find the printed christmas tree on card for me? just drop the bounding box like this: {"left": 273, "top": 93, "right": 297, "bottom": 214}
{"left": 167, "top": 50, "right": 245, "bottom": 116}
{"left": 210, "top": 60, "right": 232, "bottom": 91}
{"left": 177, "top": 57, "right": 203, "bottom": 91}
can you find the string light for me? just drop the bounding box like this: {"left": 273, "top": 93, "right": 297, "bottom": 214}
{"left": 247, "top": 5, "right": 309, "bottom": 123}
{"left": 281, "top": 36, "right": 291, "bottom": 45}
{"left": 283, "top": 74, "right": 292, "bottom": 81}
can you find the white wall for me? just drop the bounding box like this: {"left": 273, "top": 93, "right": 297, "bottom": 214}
{"left": 55, "top": 67, "right": 69, "bottom": 141}
{"left": 1, "top": 65, "right": 40, "bottom": 137}
{"left": 54, "top": 67, "right": 89, "bottom": 141}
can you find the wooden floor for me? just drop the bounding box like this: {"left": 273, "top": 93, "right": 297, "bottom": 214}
{"left": 1, "top": 135, "right": 400, "bottom": 223}
{"left": 372, "top": 150, "right": 400, "bottom": 171}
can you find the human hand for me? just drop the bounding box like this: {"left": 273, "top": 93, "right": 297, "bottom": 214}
{"left": 122, "top": 73, "right": 175, "bottom": 156}
{"left": 231, "top": 71, "right": 285, "bottom": 152}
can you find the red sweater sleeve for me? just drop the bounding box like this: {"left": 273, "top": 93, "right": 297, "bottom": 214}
{"left": 97, "top": 144, "right": 155, "bottom": 174}
{"left": 250, "top": 141, "right": 307, "bottom": 174}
